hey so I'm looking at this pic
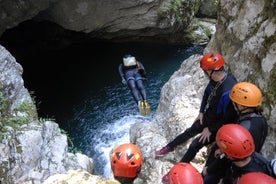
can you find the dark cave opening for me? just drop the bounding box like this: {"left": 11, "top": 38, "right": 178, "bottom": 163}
{"left": 0, "top": 20, "right": 194, "bottom": 120}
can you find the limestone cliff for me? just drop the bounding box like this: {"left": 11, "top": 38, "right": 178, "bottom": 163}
{"left": 132, "top": 0, "right": 276, "bottom": 183}
{"left": 207, "top": 0, "right": 276, "bottom": 159}
{"left": 0, "top": 45, "right": 94, "bottom": 184}
{"left": 0, "top": 0, "right": 215, "bottom": 45}
{"left": 0, "top": 0, "right": 275, "bottom": 183}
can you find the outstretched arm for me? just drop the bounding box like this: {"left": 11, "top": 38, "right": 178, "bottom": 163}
{"left": 118, "top": 64, "right": 127, "bottom": 84}
{"left": 137, "top": 61, "right": 146, "bottom": 78}
{"left": 118, "top": 64, "right": 125, "bottom": 80}
{"left": 137, "top": 61, "right": 145, "bottom": 70}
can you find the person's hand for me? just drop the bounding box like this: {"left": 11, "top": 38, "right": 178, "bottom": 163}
{"left": 122, "top": 79, "right": 126, "bottom": 85}
{"left": 194, "top": 112, "right": 203, "bottom": 124}
{"left": 198, "top": 127, "right": 211, "bottom": 143}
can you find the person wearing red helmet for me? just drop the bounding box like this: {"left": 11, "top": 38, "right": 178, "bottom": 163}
{"left": 111, "top": 143, "right": 143, "bottom": 184}
{"left": 238, "top": 172, "right": 276, "bottom": 184}
{"left": 203, "top": 82, "right": 269, "bottom": 184}
{"left": 168, "top": 162, "right": 203, "bottom": 184}
{"left": 155, "top": 52, "right": 238, "bottom": 182}
{"left": 200, "top": 52, "right": 226, "bottom": 72}
{"left": 215, "top": 124, "right": 276, "bottom": 183}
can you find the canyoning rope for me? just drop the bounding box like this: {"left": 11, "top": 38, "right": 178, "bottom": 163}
{"left": 204, "top": 72, "right": 228, "bottom": 113}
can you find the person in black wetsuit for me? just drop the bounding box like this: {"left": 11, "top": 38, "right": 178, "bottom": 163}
{"left": 214, "top": 124, "right": 276, "bottom": 183}
{"left": 154, "top": 52, "right": 238, "bottom": 183}
{"left": 202, "top": 82, "right": 269, "bottom": 184}
{"left": 118, "top": 54, "right": 149, "bottom": 107}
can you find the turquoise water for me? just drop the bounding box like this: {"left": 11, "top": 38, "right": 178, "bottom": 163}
{"left": 18, "top": 41, "right": 204, "bottom": 177}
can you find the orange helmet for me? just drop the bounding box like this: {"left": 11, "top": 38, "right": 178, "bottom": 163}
{"left": 111, "top": 143, "right": 142, "bottom": 178}
{"left": 200, "top": 52, "right": 225, "bottom": 71}
{"left": 238, "top": 172, "right": 276, "bottom": 184}
{"left": 216, "top": 124, "right": 255, "bottom": 159}
{"left": 168, "top": 162, "right": 203, "bottom": 184}
{"left": 230, "top": 82, "right": 262, "bottom": 107}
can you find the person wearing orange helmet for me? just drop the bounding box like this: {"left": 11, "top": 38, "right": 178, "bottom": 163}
{"left": 238, "top": 172, "right": 276, "bottom": 184}
{"left": 203, "top": 82, "right": 268, "bottom": 184}
{"left": 111, "top": 143, "right": 143, "bottom": 184}
{"left": 214, "top": 124, "right": 275, "bottom": 183}
{"left": 155, "top": 52, "right": 238, "bottom": 182}
{"left": 168, "top": 162, "right": 203, "bottom": 184}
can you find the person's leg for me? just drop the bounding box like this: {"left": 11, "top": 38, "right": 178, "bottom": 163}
{"left": 167, "top": 120, "right": 204, "bottom": 148}
{"left": 159, "top": 122, "right": 206, "bottom": 183}
{"left": 203, "top": 158, "right": 229, "bottom": 184}
{"left": 155, "top": 120, "right": 204, "bottom": 156}
{"left": 205, "top": 144, "right": 219, "bottom": 166}
{"left": 127, "top": 79, "right": 141, "bottom": 104}
{"left": 179, "top": 129, "right": 216, "bottom": 163}
{"left": 136, "top": 80, "right": 147, "bottom": 101}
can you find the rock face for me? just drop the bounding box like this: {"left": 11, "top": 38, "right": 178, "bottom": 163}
{"left": 0, "top": 0, "right": 52, "bottom": 37}
{"left": 43, "top": 170, "right": 120, "bottom": 184}
{"left": 0, "top": 0, "right": 276, "bottom": 183}
{"left": 130, "top": 55, "right": 208, "bottom": 184}
{"left": 0, "top": 0, "right": 215, "bottom": 45}
{"left": 130, "top": 0, "right": 276, "bottom": 183}
{"left": 206, "top": 0, "right": 276, "bottom": 159}
{"left": 0, "top": 45, "right": 94, "bottom": 184}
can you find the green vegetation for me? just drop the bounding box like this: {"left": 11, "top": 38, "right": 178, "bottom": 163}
{"left": 263, "top": 35, "right": 276, "bottom": 49}
{"left": 0, "top": 84, "right": 38, "bottom": 129}
{"left": 60, "top": 128, "right": 81, "bottom": 154}
{"left": 158, "top": 0, "right": 201, "bottom": 27}
{"left": 0, "top": 82, "right": 78, "bottom": 155}
{"left": 211, "top": 0, "right": 218, "bottom": 7}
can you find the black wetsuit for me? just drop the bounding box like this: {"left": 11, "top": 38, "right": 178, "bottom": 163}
{"left": 166, "top": 72, "right": 238, "bottom": 163}
{"left": 118, "top": 62, "right": 147, "bottom": 104}
{"left": 225, "top": 152, "right": 276, "bottom": 183}
{"left": 204, "top": 112, "right": 268, "bottom": 184}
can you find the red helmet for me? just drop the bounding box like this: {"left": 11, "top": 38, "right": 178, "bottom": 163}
{"left": 111, "top": 143, "right": 142, "bottom": 178}
{"left": 168, "top": 162, "right": 203, "bottom": 184}
{"left": 238, "top": 172, "right": 276, "bottom": 184}
{"left": 216, "top": 124, "right": 255, "bottom": 159}
{"left": 200, "top": 52, "right": 225, "bottom": 71}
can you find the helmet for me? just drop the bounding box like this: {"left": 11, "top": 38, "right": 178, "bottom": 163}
{"left": 168, "top": 162, "right": 203, "bottom": 184}
{"left": 123, "top": 54, "right": 136, "bottom": 67}
{"left": 238, "top": 172, "right": 276, "bottom": 184}
{"left": 216, "top": 124, "right": 255, "bottom": 159}
{"left": 230, "top": 82, "right": 262, "bottom": 107}
{"left": 200, "top": 52, "right": 225, "bottom": 71}
{"left": 111, "top": 143, "right": 142, "bottom": 178}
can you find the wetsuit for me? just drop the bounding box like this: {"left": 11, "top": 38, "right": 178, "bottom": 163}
{"left": 225, "top": 152, "right": 276, "bottom": 183}
{"left": 166, "top": 72, "right": 238, "bottom": 163}
{"left": 118, "top": 62, "right": 147, "bottom": 104}
{"left": 204, "top": 111, "right": 268, "bottom": 184}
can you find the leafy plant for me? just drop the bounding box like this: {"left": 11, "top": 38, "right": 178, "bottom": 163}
{"left": 0, "top": 84, "right": 38, "bottom": 129}
{"left": 158, "top": 0, "right": 201, "bottom": 27}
